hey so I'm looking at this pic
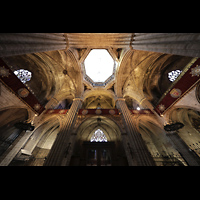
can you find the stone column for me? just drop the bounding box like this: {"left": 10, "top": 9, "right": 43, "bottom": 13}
{"left": 44, "top": 98, "right": 82, "bottom": 166}
{"left": 140, "top": 97, "right": 154, "bottom": 111}
{"left": 121, "top": 133, "right": 136, "bottom": 166}
{"left": 166, "top": 131, "right": 200, "bottom": 166}
{"left": 45, "top": 97, "right": 60, "bottom": 109}
{"left": 116, "top": 98, "right": 155, "bottom": 166}
{"left": 0, "top": 33, "right": 67, "bottom": 57}
{"left": 0, "top": 130, "right": 32, "bottom": 166}
{"left": 60, "top": 133, "right": 77, "bottom": 166}
{"left": 132, "top": 33, "right": 200, "bottom": 57}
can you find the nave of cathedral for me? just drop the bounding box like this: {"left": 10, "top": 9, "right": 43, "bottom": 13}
{"left": 0, "top": 33, "right": 200, "bottom": 166}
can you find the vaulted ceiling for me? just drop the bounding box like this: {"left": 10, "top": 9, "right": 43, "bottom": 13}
{"left": 65, "top": 33, "right": 133, "bottom": 48}
{"left": 2, "top": 33, "right": 193, "bottom": 110}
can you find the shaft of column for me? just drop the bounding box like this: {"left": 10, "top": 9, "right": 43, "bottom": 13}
{"left": 0, "top": 33, "right": 67, "bottom": 57}
{"left": 121, "top": 133, "right": 137, "bottom": 166}
{"left": 166, "top": 131, "right": 200, "bottom": 166}
{"left": 45, "top": 97, "right": 60, "bottom": 109}
{"left": 43, "top": 98, "right": 82, "bottom": 166}
{"left": 116, "top": 98, "right": 155, "bottom": 166}
{"left": 132, "top": 33, "right": 200, "bottom": 57}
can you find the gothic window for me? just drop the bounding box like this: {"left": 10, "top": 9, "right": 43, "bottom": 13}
{"left": 14, "top": 69, "right": 32, "bottom": 84}
{"left": 168, "top": 70, "right": 182, "bottom": 82}
{"left": 90, "top": 129, "right": 107, "bottom": 142}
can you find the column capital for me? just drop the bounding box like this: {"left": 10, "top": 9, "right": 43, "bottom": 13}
{"left": 45, "top": 97, "right": 59, "bottom": 109}
{"left": 115, "top": 97, "right": 125, "bottom": 103}
{"left": 73, "top": 97, "right": 83, "bottom": 102}
{"left": 139, "top": 97, "right": 154, "bottom": 110}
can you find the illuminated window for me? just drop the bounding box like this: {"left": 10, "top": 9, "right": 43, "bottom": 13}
{"left": 14, "top": 69, "right": 32, "bottom": 84}
{"left": 168, "top": 70, "right": 182, "bottom": 82}
{"left": 84, "top": 49, "right": 115, "bottom": 82}
{"left": 90, "top": 129, "right": 107, "bottom": 142}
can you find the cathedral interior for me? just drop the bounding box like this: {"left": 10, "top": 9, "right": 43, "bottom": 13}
{"left": 0, "top": 33, "right": 200, "bottom": 166}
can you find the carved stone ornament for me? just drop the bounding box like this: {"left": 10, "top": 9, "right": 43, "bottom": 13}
{"left": 158, "top": 104, "right": 165, "bottom": 111}
{"left": 170, "top": 88, "right": 182, "bottom": 98}
{"left": 95, "top": 109, "right": 102, "bottom": 115}
{"left": 144, "top": 110, "right": 150, "bottom": 114}
{"left": 82, "top": 109, "right": 88, "bottom": 115}
{"left": 18, "top": 88, "right": 29, "bottom": 98}
{"left": 59, "top": 110, "right": 66, "bottom": 114}
{"left": 34, "top": 103, "right": 41, "bottom": 111}
{"left": 0, "top": 66, "right": 10, "bottom": 78}
{"left": 190, "top": 65, "right": 200, "bottom": 77}
{"left": 109, "top": 109, "right": 115, "bottom": 115}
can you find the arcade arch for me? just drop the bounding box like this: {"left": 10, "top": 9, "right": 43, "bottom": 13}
{"left": 70, "top": 116, "right": 128, "bottom": 166}
{"left": 168, "top": 108, "right": 200, "bottom": 157}
{"left": 18, "top": 116, "right": 61, "bottom": 166}
{"left": 136, "top": 115, "right": 186, "bottom": 166}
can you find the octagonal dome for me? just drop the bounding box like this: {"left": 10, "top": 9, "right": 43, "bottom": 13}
{"left": 84, "top": 49, "right": 115, "bottom": 83}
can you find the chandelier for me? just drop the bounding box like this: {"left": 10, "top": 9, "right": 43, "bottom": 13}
{"left": 164, "top": 121, "right": 184, "bottom": 132}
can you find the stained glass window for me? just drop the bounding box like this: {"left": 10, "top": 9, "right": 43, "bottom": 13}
{"left": 168, "top": 70, "right": 182, "bottom": 82}
{"left": 14, "top": 69, "right": 32, "bottom": 84}
{"left": 90, "top": 129, "right": 107, "bottom": 142}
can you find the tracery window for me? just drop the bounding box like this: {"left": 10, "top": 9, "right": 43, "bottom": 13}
{"left": 168, "top": 70, "right": 182, "bottom": 82}
{"left": 90, "top": 129, "right": 107, "bottom": 142}
{"left": 14, "top": 69, "right": 32, "bottom": 84}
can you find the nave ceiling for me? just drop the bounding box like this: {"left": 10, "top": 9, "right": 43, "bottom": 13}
{"left": 2, "top": 33, "right": 193, "bottom": 110}
{"left": 1, "top": 33, "right": 200, "bottom": 166}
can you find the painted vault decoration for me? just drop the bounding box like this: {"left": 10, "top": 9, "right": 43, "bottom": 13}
{"left": 158, "top": 104, "right": 165, "bottom": 112}
{"left": 170, "top": 88, "right": 182, "bottom": 98}
{"left": 33, "top": 103, "right": 41, "bottom": 111}
{"left": 190, "top": 65, "right": 200, "bottom": 77}
{"left": 45, "top": 109, "right": 153, "bottom": 115}
{"left": 0, "top": 66, "right": 10, "bottom": 78}
{"left": 155, "top": 58, "right": 200, "bottom": 115}
{"left": 0, "top": 59, "right": 45, "bottom": 114}
{"left": 18, "top": 88, "right": 30, "bottom": 98}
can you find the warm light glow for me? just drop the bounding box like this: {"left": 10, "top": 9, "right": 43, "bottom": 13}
{"left": 84, "top": 49, "right": 114, "bottom": 82}
{"left": 14, "top": 69, "right": 32, "bottom": 83}
{"left": 136, "top": 106, "right": 141, "bottom": 110}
